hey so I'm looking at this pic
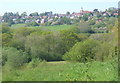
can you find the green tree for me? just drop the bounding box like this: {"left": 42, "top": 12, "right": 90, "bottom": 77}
{"left": 63, "top": 39, "right": 100, "bottom": 62}
{"left": 60, "top": 17, "right": 71, "bottom": 25}
{"left": 29, "top": 12, "right": 39, "bottom": 16}
{"left": 8, "top": 19, "right": 15, "bottom": 26}
{"left": 2, "top": 33, "right": 12, "bottom": 47}
{"left": 2, "top": 47, "right": 29, "bottom": 68}
{"left": 77, "top": 22, "right": 93, "bottom": 33}
{"left": 21, "top": 12, "right": 27, "bottom": 17}
{"left": 25, "top": 31, "right": 63, "bottom": 61}
{"left": 94, "top": 42, "right": 115, "bottom": 61}
{"left": 10, "top": 27, "right": 34, "bottom": 50}
{"left": 60, "top": 30, "right": 80, "bottom": 53}
{"left": 66, "top": 11, "right": 70, "bottom": 15}
{"left": 2, "top": 23, "right": 11, "bottom": 33}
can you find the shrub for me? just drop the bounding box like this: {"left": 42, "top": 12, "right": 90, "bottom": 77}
{"left": 63, "top": 39, "right": 100, "bottom": 62}
{"left": 94, "top": 42, "right": 118, "bottom": 61}
{"left": 76, "top": 22, "right": 94, "bottom": 33}
{"left": 59, "top": 17, "right": 71, "bottom": 25}
{"left": 26, "top": 21, "right": 39, "bottom": 26}
{"left": 27, "top": 58, "right": 42, "bottom": 68}
{"left": 2, "top": 47, "right": 29, "bottom": 68}
{"left": 2, "top": 23, "right": 11, "bottom": 33}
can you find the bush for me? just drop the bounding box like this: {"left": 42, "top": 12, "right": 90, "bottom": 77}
{"left": 59, "top": 17, "right": 71, "bottom": 25}
{"left": 76, "top": 22, "right": 94, "bottom": 33}
{"left": 27, "top": 58, "right": 42, "bottom": 68}
{"left": 94, "top": 42, "right": 118, "bottom": 61}
{"left": 2, "top": 23, "right": 11, "bottom": 33}
{"left": 2, "top": 47, "right": 29, "bottom": 68}
{"left": 26, "top": 21, "right": 39, "bottom": 26}
{"left": 63, "top": 39, "right": 100, "bottom": 62}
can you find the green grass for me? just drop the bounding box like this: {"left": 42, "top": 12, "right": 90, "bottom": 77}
{"left": 2, "top": 59, "right": 118, "bottom": 81}
{"left": 0, "top": 67, "right": 2, "bottom": 82}
{"left": 28, "top": 25, "right": 75, "bottom": 30}
{"left": 10, "top": 24, "right": 26, "bottom": 29}
{"left": 10, "top": 24, "right": 74, "bottom": 31}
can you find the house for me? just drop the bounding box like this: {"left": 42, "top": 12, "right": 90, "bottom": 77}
{"left": 25, "top": 20, "right": 30, "bottom": 23}
{"left": 82, "top": 11, "right": 92, "bottom": 14}
{"left": 113, "top": 13, "right": 118, "bottom": 16}
{"left": 41, "top": 19, "right": 45, "bottom": 23}
{"left": 36, "top": 19, "right": 40, "bottom": 23}
{"left": 73, "top": 13, "right": 81, "bottom": 17}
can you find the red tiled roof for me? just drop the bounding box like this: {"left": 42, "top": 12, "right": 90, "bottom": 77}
{"left": 82, "top": 11, "right": 92, "bottom": 13}
{"left": 73, "top": 13, "right": 81, "bottom": 16}
{"left": 113, "top": 13, "right": 118, "bottom": 15}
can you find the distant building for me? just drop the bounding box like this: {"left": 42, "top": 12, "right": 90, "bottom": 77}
{"left": 36, "top": 19, "right": 40, "bottom": 23}
{"left": 73, "top": 13, "right": 81, "bottom": 17}
{"left": 80, "top": 7, "right": 92, "bottom": 14}
{"left": 41, "top": 19, "right": 45, "bottom": 23}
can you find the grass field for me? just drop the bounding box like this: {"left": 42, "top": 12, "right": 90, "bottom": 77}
{"left": 10, "top": 24, "right": 26, "bottom": 29}
{"left": 10, "top": 24, "right": 74, "bottom": 30}
{"left": 2, "top": 59, "right": 118, "bottom": 81}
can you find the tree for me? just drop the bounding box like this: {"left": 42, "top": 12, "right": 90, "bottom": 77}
{"left": 93, "top": 9, "right": 99, "bottom": 12}
{"left": 2, "top": 33, "right": 12, "bottom": 47}
{"left": 2, "top": 47, "right": 29, "bottom": 68}
{"left": 14, "top": 12, "right": 19, "bottom": 17}
{"left": 3, "top": 12, "right": 14, "bottom": 22}
{"left": 60, "top": 30, "right": 80, "bottom": 53}
{"left": 77, "top": 22, "right": 93, "bottom": 33}
{"left": 7, "top": 19, "right": 15, "bottom": 26}
{"left": 2, "top": 23, "right": 11, "bottom": 33}
{"left": 59, "top": 17, "right": 71, "bottom": 25}
{"left": 10, "top": 27, "right": 35, "bottom": 50}
{"left": 29, "top": 12, "right": 39, "bottom": 16}
{"left": 40, "top": 13, "right": 45, "bottom": 16}
{"left": 21, "top": 12, "right": 27, "bottom": 17}
{"left": 25, "top": 31, "right": 63, "bottom": 61}
{"left": 94, "top": 42, "right": 114, "bottom": 61}
{"left": 66, "top": 11, "right": 70, "bottom": 15}
{"left": 63, "top": 39, "right": 100, "bottom": 62}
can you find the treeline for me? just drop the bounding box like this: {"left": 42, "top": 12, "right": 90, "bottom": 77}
{"left": 1, "top": 20, "right": 118, "bottom": 68}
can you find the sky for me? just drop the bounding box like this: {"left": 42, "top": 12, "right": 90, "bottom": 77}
{"left": 0, "top": 0, "right": 119, "bottom": 16}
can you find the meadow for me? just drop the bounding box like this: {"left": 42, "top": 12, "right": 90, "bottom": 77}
{"left": 2, "top": 58, "right": 118, "bottom": 81}
{"left": 10, "top": 24, "right": 74, "bottom": 30}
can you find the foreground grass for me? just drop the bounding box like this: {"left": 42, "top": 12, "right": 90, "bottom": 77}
{"left": 2, "top": 60, "right": 118, "bottom": 81}
{"left": 0, "top": 67, "right": 2, "bottom": 82}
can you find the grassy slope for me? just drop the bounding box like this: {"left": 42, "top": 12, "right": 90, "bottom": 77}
{"left": 2, "top": 60, "right": 117, "bottom": 81}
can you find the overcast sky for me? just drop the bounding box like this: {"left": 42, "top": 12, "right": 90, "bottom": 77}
{"left": 0, "top": 0, "right": 119, "bottom": 15}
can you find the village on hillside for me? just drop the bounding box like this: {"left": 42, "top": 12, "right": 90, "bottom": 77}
{"left": 0, "top": 7, "right": 118, "bottom": 26}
